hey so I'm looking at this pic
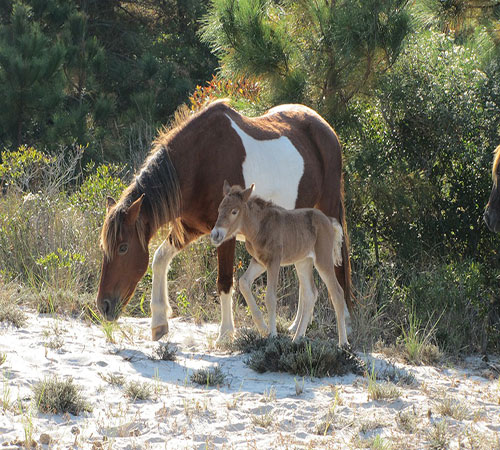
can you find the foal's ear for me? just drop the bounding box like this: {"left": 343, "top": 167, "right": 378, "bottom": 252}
{"left": 242, "top": 184, "right": 254, "bottom": 202}
{"left": 223, "top": 179, "right": 231, "bottom": 196}
{"left": 125, "top": 194, "right": 145, "bottom": 225}
{"left": 106, "top": 196, "right": 116, "bottom": 212}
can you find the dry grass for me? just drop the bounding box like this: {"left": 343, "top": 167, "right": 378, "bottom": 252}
{"left": 124, "top": 380, "right": 153, "bottom": 401}
{"left": 435, "top": 397, "right": 470, "bottom": 420}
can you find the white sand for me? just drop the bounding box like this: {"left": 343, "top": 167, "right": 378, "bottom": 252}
{"left": 1, "top": 311, "right": 499, "bottom": 449}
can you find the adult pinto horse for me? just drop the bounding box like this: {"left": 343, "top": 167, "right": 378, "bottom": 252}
{"left": 97, "top": 100, "right": 353, "bottom": 343}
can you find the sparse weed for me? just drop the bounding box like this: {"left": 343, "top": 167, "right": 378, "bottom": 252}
{"left": 367, "top": 366, "right": 401, "bottom": 401}
{"left": 151, "top": 341, "right": 177, "bottom": 361}
{"left": 427, "top": 420, "right": 449, "bottom": 450}
{"left": 190, "top": 365, "right": 226, "bottom": 387}
{"left": 0, "top": 296, "right": 26, "bottom": 328}
{"left": 436, "top": 397, "right": 469, "bottom": 420}
{"left": 124, "top": 380, "right": 153, "bottom": 401}
{"left": 0, "top": 353, "right": 6, "bottom": 366}
{"left": 315, "top": 404, "right": 337, "bottom": 435}
{"left": 251, "top": 410, "right": 273, "bottom": 428}
{"left": 396, "top": 408, "right": 419, "bottom": 433}
{"left": 1, "top": 373, "right": 12, "bottom": 412}
{"left": 294, "top": 376, "right": 304, "bottom": 396}
{"left": 33, "top": 376, "right": 91, "bottom": 415}
{"left": 99, "top": 372, "right": 126, "bottom": 387}
{"left": 261, "top": 386, "right": 276, "bottom": 403}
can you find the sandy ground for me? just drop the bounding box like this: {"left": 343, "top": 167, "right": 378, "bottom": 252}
{"left": 1, "top": 311, "right": 500, "bottom": 449}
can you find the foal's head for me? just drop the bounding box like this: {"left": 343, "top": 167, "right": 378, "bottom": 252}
{"left": 211, "top": 181, "right": 254, "bottom": 246}
{"left": 485, "top": 145, "right": 500, "bottom": 232}
{"left": 97, "top": 195, "right": 150, "bottom": 320}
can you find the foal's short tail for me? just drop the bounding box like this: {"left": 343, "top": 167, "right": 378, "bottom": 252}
{"left": 330, "top": 218, "right": 343, "bottom": 267}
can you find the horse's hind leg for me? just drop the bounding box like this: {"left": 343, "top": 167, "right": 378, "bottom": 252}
{"left": 239, "top": 258, "right": 268, "bottom": 335}
{"left": 292, "top": 258, "right": 317, "bottom": 341}
{"left": 151, "top": 236, "right": 180, "bottom": 341}
{"left": 315, "top": 259, "right": 348, "bottom": 347}
{"left": 216, "top": 238, "right": 237, "bottom": 345}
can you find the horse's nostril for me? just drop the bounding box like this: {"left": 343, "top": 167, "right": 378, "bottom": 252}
{"left": 102, "top": 299, "right": 111, "bottom": 315}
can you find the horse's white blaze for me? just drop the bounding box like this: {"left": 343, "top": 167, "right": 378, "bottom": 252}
{"left": 226, "top": 115, "right": 304, "bottom": 209}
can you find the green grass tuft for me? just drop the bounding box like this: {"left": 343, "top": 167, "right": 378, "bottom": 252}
{"left": 190, "top": 365, "right": 226, "bottom": 386}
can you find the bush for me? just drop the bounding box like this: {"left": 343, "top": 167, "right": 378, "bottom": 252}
{"left": 245, "top": 334, "right": 365, "bottom": 377}
{"left": 33, "top": 377, "right": 91, "bottom": 415}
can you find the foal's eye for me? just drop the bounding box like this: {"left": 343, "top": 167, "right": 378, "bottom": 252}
{"left": 118, "top": 243, "right": 129, "bottom": 255}
{"left": 231, "top": 209, "right": 238, "bottom": 216}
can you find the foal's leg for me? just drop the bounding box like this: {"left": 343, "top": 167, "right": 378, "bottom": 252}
{"left": 151, "top": 236, "right": 180, "bottom": 341}
{"left": 264, "top": 260, "right": 281, "bottom": 337}
{"left": 289, "top": 260, "right": 317, "bottom": 334}
{"left": 216, "top": 238, "right": 237, "bottom": 345}
{"left": 239, "top": 258, "right": 268, "bottom": 335}
{"left": 291, "top": 258, "right": 318, "bottom": 341}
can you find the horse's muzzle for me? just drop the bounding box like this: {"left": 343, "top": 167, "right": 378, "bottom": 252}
{"left": 97, "top": 298, "right": 120, "bottom": 321}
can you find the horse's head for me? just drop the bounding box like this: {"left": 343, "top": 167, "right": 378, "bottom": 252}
{"left": 97, "top": 194, "right": 150, "bottom": 320}
{"left": 211, "top": 181, "right": 254, "bottom": 246}
{"left": 485, "top": 146, "right": 500, "bottom": 233}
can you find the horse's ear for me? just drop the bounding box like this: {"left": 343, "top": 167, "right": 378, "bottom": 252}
{"left": 242, "top": 184, "right": 254, "bottom": 202}
{"left": 223, "top": 179, "right": 231, "bottom": 195}
{"left": 106, "top": 196, "right": 116, "bottom": 212}
{"left": 125, "top": 194, "right": 145, "bottom": 225}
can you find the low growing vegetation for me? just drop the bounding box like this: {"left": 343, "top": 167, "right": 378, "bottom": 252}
{"left": 33, "top": 377, "right": 91, "bottom": 415}
{"left": 190, "top": 365, "right": 226, "bottom": 386}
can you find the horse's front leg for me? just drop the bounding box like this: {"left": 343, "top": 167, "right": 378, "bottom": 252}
{"left": 265, "top": 260, "right": 280, "bottom": 337}
{"left": 151, "top": 237, "right": 179, "bottom": 341}
{"left": 216, "top": 238, "right": 236, "bottom": 345}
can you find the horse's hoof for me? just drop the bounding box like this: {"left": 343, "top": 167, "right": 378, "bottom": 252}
{"left": 215, "top": 330, "right": 234, "bottom": 347}
{"left": 152, "top": 324, "right": 169, "bottom": 341}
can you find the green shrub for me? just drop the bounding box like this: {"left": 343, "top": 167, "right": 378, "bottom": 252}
{"left": 190, "top": 365, "right": 226, "bottom": 386}
{"left": 245, "top": 335, "right": 365, "bottom": 377}
{"left": 33, "top": 377, "right": 91, "bottom": 415}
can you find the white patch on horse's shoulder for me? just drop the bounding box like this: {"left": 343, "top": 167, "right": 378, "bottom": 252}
{"left": 226, "top": 115, "right": 304, "bottom": 209}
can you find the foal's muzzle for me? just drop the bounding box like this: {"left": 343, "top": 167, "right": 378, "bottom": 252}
{"left": 210, "top": 228, "right": 226, "bottom": 246}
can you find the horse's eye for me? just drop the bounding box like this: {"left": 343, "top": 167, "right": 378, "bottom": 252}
{"left": 118, "top": 243, "right": 129, "bottom": 255}
{"left": 231, "top": 209, "right": 238, "bottom": 216}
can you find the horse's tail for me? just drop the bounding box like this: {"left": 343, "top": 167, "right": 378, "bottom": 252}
{"left": 339, "top": 177, "right": 355, "bottom": 314}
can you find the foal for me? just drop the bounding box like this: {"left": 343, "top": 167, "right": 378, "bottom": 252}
{"left": 210, "top": 181, "right": 349, "bottom": 346}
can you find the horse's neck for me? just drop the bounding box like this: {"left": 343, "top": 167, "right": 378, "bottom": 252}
{"left": 240, "top": 200, "right": 268, "bottom": 242}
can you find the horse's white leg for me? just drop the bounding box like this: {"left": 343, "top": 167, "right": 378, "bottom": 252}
{"left": 216, "top": 239, "right": 237, "bottom": 345}
{"left": 316, "top": 266, "right": 349, "bottom": 347}
{"left": 239, "top": 258, "right": 268, "bottom": 335}
{"left": 151, "top": 239, "right": 179, "bottom": 341}
{"left": 292, "top": 259, "right": 317, "bottom": 341}
{"left": 289, "top": 259, "right": 317, "bottom": 334}
{"left": 264, "top": 261, "right": 280, "bottom": 337}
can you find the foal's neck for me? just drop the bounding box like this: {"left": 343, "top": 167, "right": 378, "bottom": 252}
{"left": 239, "top": 198, "right": 269, "bottom": 243}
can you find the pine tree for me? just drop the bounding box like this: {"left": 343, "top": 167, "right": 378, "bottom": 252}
{"left": 201, "top": 0, "right": 412, "bottom": 118}
{"left": 0, "top": 1, "right": 65, "bottom": 148}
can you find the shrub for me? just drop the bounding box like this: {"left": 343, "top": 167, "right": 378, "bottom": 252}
{"left": 245, "top": 335, "right": 365, "bottom": 377}
{"left": 33, "top": 377, "right": 91, "bottom": 415}
{"left": 190, "top": 365, "right": 226, "bottom": 386}
{"left": 124, "top": 381, "right": 153, "bottom": 401}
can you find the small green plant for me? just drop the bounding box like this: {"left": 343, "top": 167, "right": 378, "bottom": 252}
{"left": 251, "top": 409, "right": 274, "bottom": 428}
{"left": 151, "top": 342, "right": 177, "bottom": 361}
{"left": 294, "top": 377, "right": 304, "bottom": 396}
{"left": 396, "top": 408, "right": 419, "bottom": 433}
{"left": 367, "top": 366, "right": 401, "bottom": 401}
{"left": 0, "top": 353, "right": 6, "bottom": 366}
{"left": 124, "top": 381, "right": 152, "bottom": 401}
{"left": 436, "top": 397, "right": 469, "bottom": 420}
{"left": 2, "top": 373, "right": 12, "bottom": 412}
{"left": 427, "top": 421, "right": 449, "bottom": 450}
{"left": 176, "top": 288, "right": 190, "bottom": 316}
{"left": 99, "top": 372, "right": 126, "bottom": 387}
{"left": 33, "top": 376, "right": 91, "bottom": 415}
{"left": 261, "top": 386, "right": 276, "bottom": 403}
{"left": 398, "top": 306, "right": 441, "bottom": 365}
{"left": 190, "top": 365, "right": 226, "bottom": 386}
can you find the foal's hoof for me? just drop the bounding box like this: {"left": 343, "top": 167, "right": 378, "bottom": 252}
{"left": 215, "top": 330, "right": 234, "bottom": 348}
{"left": 152, "top": 324, "right": 169, "bottom": 341}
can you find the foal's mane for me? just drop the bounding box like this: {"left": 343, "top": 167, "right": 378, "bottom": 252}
{"left": 101, "top": 101, "right": 232, "bottom": 258}
{"left": 493, "top": 144, "right": 500, "bottom": 186}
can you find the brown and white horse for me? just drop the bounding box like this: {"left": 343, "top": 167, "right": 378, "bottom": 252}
{"left": 211, "top": 182, "right": 348, "bottom": 346}
{"left": 97, "top": 100, "right": 353, "bottom": 343}
{"left": 485, "top": 145, "right": 500, "bottom": 232}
